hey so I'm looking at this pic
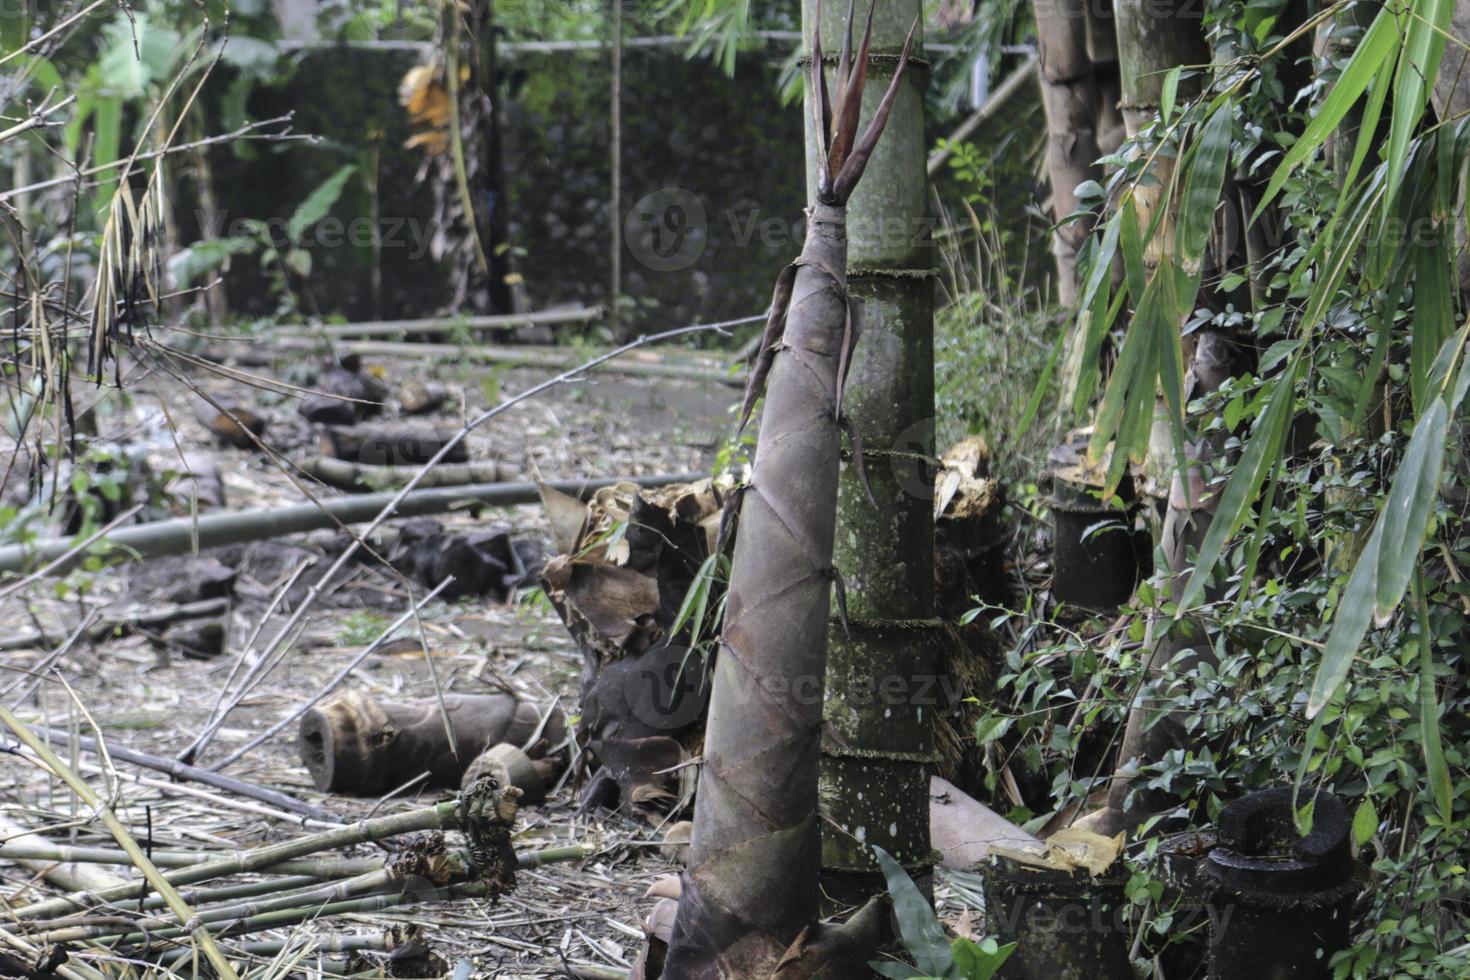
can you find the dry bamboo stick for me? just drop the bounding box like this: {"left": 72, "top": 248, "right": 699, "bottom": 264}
{"left": 0, "top": 815, "right": 124, "bottom": 897}
{"left": 0, "top": 473, "right": 701, "bottom": 575}
{"left": 19, "top": 726, "right": 339, "bottom": 823}
{"left": 333, "top": 339, "right": 743, "bottom": 386}
{"left": 0, "top": 707, "right": 241, "bottom": 979}
{"left": 267, "top": 307, "right": 603, "bottom": 338}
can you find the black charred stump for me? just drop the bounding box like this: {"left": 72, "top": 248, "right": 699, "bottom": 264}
{"left": 982, "top": 855, "right": 1134, "bottom": 980}
{"left": 1047, "top": 448, "right": 1150, "bottom": 612}
{"left": 1204, "top": 788, "right": 1361, "bottom": 980}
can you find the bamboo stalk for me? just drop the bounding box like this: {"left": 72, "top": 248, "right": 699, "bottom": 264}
{"left": 665, "top": 4, "right": 918, "bottom": 974}
{"left": 926, "top": 53, "right": 1039, "bottom": 177}
{"left": 267, "top": 307, "right": 604, "bottom": 338}
{"left": 332, "top": 339, "right": 743, "bottom": 386}
{"left": 0, "top": 707, "right": 241, "bottom": 979}
{"left": 0, "top": 473, "right": 702, "bottom": 576}
{"left": 154, "top": 933, "right": 389, "bottom": 968}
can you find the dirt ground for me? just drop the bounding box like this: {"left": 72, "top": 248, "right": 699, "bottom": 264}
{"left": 0, "top": 348, "right": 981, "bottom": 978}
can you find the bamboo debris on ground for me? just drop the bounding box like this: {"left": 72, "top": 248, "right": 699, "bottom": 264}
{"left": 0, "top": 815, "right": 125, "bottom": 897}
{"left": 0, "top": 473, "right": 702, "bottom": 575}
{"left": 17, "top": 726, "right": 340, "bottom": 823}
{"left": 11, "top": 801, "right": 463, "bottom": 920}
{"left": 0, "top": 707, "right": 242, "bottom": 979}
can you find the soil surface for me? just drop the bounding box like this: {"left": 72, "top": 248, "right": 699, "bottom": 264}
{"left": 0, "top": 347, "right": 981, "bottom": 978}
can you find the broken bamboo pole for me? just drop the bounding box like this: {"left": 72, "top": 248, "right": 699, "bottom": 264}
{"left": 328, "top": 339, "right": 744, "bottom": 386}
{"left": 0, "top": 473, "right": 701, "bottom": 576}
{"left": 0, "top": 815, "right": 125, "bottom": 897}
{"left": 267, "top": 307, "right": 604, "bottom": 338}
{"left": 10, "top": 801, "right": 463, "bottom": 920}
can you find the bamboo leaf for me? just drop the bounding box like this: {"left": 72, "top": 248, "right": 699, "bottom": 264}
{"left": 288, "top": 165, "right": 357, "bottom": 245}
{"left": 1177, "top": 352, "right": 1301, "bottom": 612}
{"left": 1373, "top": 398, "right": 1447, "bottom": 623}
{"left": 1414, "top": 577, "right": 1452, "bottom": 821}
{"left": 1258, "top": 3, "right": 1401, "bottom": 215}
{"left": 1385, "top": 0, "right": 1454, "bottom": 206}
{"left": 1307, "top": 517, "right": 1384, "bottom": 717}
{"left": 1410, "top": 232, "right": 1453, "bottom": 412}
{"left": 1176, "top": 105, "right": 1232, "bottom": 272}
{"left": 874, "top": 846, "right": 952, "bottom": 977}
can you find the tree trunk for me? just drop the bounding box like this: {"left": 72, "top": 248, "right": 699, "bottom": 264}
{"left": 1034, "top": 0, "right": 1105, "bottom": 305}
{"left": 812, "top": 0, "right": 938, "bottom": 909}
{"left": 664, "top": 10, "right": 916, "bottom": 974}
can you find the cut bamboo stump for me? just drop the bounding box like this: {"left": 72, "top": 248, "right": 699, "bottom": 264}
{"left": 299, "top": 691, "right": 567, "bottom": 796}
{"left": 398, "top": 379, "right": 451, "bottom": 416}
{"left": 193, "top": 394, "right": 266, "bottom": 448}
{"left": 462, "top": 743, "right": 554, "bottom": 806}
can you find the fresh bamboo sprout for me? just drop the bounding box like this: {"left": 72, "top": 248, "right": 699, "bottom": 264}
{"left": 0, "top": 706, "right": 241, "bottom": 980}
{"left": 662, "top": 2, "right": 918, "bottom": 975}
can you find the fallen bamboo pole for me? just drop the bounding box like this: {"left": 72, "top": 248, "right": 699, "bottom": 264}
{"left": 926, "top": 54, "right": 1040, "bottom": 178}
{"left": 25, "top": 845, "right": 594, "bottom": 945}
{"left": 267, "top": 307, "right": 604, "bottom": 338}
{"left": 0, "top": 597, "right": 228, "bottom": 653}
{"left": 18, "top": 726, "right": 340, "bottom": 824}
{"left": 0, "top": 472, "right": 702, "bottom": 575}
{"left": 12, "top": 800, "right": 463, "bottom": 920}
{"left": 0, "top": 815, "right": 125, "bottom": 897}
{"left": 331, "top": 339, "right": 744, "bottom": 386}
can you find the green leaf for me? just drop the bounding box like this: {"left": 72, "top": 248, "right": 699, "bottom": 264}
{"left": 1352, "top": 798, "right": 1378, "bottom": 846}
{"left": 1415, "top": 577, "right": 1453, "bottom": 821}
{"left": 1160, "top": 67, "right": 1181, "bottom": 124}
{"left": 1385, "top": 0, "right": 1454, "bottom": 207}
{"left": 1308, "top": 517, "right": 1383, "bottom": 717}
{"left": 1258, "top": 2, "right": 1401, "bottom": 215}
{"left": 1373, "top": 398, "right": 1448, "bottom": 623}
{"left": 1177, "top": 352, "right": 1301, "bottom": 612}
{"left": 974, "top": 716, "right": 1012, "bottom": 745}
{"left": 167, "top": 236, "right": 256, "bottom": 288}
{"left": 1176, "top": 105, "right": 1232, "bottom": 272}
{"left": 287, "top": 165, "right": 357, "bottom": 244}
{"left": 950, "top": 937, "right": 1016, "bottom": 980}
{"left": 874, "top": 846, "right": 952, "bottom": 978}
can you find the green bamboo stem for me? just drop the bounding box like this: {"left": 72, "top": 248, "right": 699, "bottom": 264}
{"left": 13, "top": 801, "right": 461, "bottom": 920}
{"left": 0, "top": 707, "right": 240, "bottom": 980}
{"left": 28, "top": 875, "right": 325, "bottom": 927}
{"left": 91, "top": 882, "right": 488, "bottom": 947}
{"left": 815, "top": 0, "right": 938, "bottom": 904}
{"left": 34, "top": 870, "right": 393, "bottom": 944}
{"left": 155, "top": 933, "right": 389, "bottom": 968}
